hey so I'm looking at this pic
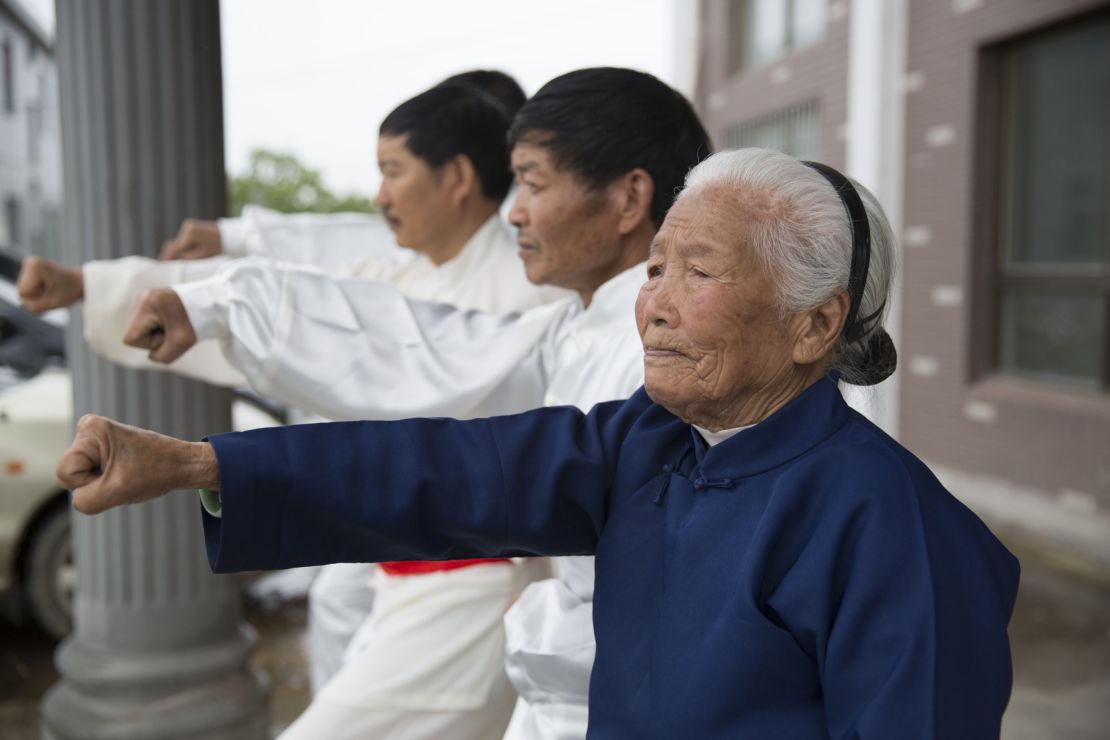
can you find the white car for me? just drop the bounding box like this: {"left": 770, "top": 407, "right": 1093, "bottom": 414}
{"left": 0, "top": 367, "right": 282, "bottom": 639}
{"left": 0, "top": 368, "right": 74, "bottom": 638}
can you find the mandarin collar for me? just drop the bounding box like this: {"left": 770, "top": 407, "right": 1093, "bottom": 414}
{"left": 686, "top": 375, "right": 851, "bottom": 479}
{"left": 435, "top": 214, "right": 504, "bottom": 272}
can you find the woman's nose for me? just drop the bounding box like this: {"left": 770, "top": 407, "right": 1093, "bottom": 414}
{"left": 639, "top": 280, "right": 679, "bottom": 328}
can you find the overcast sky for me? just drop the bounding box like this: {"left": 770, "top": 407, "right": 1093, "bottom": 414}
{"left": 21, "top": 0, "right": 687, "bottom": 197}
{"left": 220, "top": 0, "right": 687, "bottom": 195}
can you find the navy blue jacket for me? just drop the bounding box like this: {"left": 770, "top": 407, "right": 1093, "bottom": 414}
{"left": 203, "top": 376, "right": 1019, "bottom": 738}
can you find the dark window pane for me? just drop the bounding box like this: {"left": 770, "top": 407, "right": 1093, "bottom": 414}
{"left": 999, "top": 292, "right": 1104, "bottom": 384}
{"left": 1003, "top": 17, "right": 1110, "bottom": 267}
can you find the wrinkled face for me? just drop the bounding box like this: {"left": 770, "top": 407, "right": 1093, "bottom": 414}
{"left": 635, "top": 185, "right": 800, "bottom": 427}
{"left": 376, "top": 133, "right": 452, "bottom": 251}
{"left": 507, "top": 142, "right": 625, "bottom": 293}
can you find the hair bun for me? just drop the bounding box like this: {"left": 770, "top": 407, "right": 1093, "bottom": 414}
{"left": 851, "top": 329, "right": 897, "bottom": 386}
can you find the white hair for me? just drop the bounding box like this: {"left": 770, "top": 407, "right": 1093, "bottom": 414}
{"left": 677, "top": 147, "right": 898, "bottom": 385}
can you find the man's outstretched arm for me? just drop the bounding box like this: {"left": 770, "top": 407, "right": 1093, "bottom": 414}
{"left": 18, "top": 254, "right": 244, "bottom": 387}
{"left": 123, "top": 258, "right": 567, "bottom": 421}
{"left": 163, "top": 208, "right": 396, "bottom": 270}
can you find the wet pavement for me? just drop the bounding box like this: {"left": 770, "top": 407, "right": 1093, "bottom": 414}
{"left": 0, "top": 596, "right": 312, "bottom": 740}
{"left": 2, "top": 532, "right": 1109, "bottom": 739}
{"left": 999, "top": 530, "right": 1110, "bottom": 739}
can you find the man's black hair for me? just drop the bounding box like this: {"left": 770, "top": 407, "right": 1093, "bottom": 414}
{"left": 380, "top": 83, "right": 512, "bottom": 201}
{"left": 439, "top": 69, "right": 527, "bottom": 118}
{"left": 508, "top": 67, "right": 711, "bottom": 226}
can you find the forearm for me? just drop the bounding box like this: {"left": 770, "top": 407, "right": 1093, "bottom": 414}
{"left": 226, "top": 207, "right": 396, "bottom": 270}
{"left": 83, "top": 256, "right": 245, "bottom": 386}
{"left": 175, "top": 441, "right": 221, "bottom": 491}
{"left": 199, "top": 403, "right": 623, "bottom": 573}
{"left": 176, "top": 258, "right": 560, "bottom": 421}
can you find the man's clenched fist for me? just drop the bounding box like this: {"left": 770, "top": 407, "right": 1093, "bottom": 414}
{"left": 57, "top": 415, "right": 221, "bottom": 515}
{"left": 160, "top": 219, "right": 223, "bottom": 261}
{"left": 17, "top": 256, "right": 84, "bottom": 314}
{"left": 122, "top": 288, "right": 198, "bottom": 364}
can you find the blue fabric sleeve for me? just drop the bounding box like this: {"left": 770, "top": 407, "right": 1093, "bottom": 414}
{"left": 201, "top": 397, "right": 637, "bottom": 573}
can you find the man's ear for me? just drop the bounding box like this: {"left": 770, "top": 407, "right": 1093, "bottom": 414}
{"left": 792, "top": 289, "right": 849, "bottom": 366}
{"left": 612, "top": 168, "right": 655, "bottom": 236}
{"left": 442, "top": 154, "right": 479, "bottom": 206}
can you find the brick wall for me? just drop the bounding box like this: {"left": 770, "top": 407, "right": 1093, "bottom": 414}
{"left": 900, "top": 0, "right": 1110, "bottom": 507}
{"left": 696, "top": 0, "right": 852, "bottom": 168}
{"left": 696, "top": 0, "right": 1110, "bottom": 511}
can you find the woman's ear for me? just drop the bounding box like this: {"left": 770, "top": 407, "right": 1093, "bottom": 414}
{"left": 612, "top": 168, "right": 655, "bottom": 236}
{"left": 792, "top": 290, "right": 849, "bottom": 366}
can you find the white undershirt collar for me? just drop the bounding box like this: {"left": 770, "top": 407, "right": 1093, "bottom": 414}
{"left": 692, "top": 423, "right": 755, "bottom": 447}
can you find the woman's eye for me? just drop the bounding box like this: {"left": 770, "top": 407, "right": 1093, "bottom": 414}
{"left": 647, "top": 264, "right": 663, "bottom": 279}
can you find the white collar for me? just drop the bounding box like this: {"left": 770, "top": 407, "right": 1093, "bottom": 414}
{"left": 585, "top": 261, "right": 646, "bottom": 314}
{"left": 432, "top": 214, "right": 505, "bottom": 272}
{"left": 693, "top": 423, "right": 755, "bottom": 447}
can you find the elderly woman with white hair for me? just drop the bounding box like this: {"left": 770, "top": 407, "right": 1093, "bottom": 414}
{"left": 58, "top": 148, "right": 1019, "bottom": 738}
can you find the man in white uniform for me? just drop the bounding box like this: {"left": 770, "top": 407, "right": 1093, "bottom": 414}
{"left": 20, "top": 78, "right": 567, "bottom": 739}
{"left": 117, "top": 68, "right": 711, "bottom": 740}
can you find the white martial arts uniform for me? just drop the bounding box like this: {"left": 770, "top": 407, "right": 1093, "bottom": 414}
{"left": 167, "top": 259, "right": 648, "bottom": 740}
{"left": 82, "top": 210, "right": 569, "bottom": 739}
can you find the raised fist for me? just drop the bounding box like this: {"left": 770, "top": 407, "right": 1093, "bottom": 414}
{"left": 122, "top": 288, "right": 198, "bottom": 364}
{"left": 57, "top": 414, "right": 220, "bottom": 515}
{"left": 17, "top": 256, "right": 84, "bottom": 314}
{"left": 160, "top": 219, "right": 223, "bottom": 261}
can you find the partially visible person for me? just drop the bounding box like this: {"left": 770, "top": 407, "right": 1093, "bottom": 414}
{"left": 22, "top": 76, "right": 567, "bottom": 740}
{"left": 156, "top": 69, "right": 527, "bottom": 266}
{"left": 58, "top": 148, "right": 1020, "bottom": 739}
{"left": 115, "top": 67, "right": 710, "bottom": 740}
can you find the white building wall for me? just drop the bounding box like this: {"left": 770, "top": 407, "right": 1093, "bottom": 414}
{"left": 0, "top": 3, "right": 61, "bottom": 260}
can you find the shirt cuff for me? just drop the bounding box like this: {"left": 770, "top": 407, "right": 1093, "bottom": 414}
{"left": 173, "top": 275, "right": 231, "bottom": 342}
{"left": 216, "top": 218, "right": 251, "bottom": 257}
{"left": 198, "top": 488, "right": 223, "bottom": 518}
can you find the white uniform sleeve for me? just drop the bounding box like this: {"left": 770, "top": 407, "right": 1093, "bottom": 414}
{"left": 215, "top": 217, "right": 251, "bottom": 257}
{"left": 217, "top": 206, "right": 399, "bottom": 272}
{"left": 173, "top": 258, "right": 570, "bottom": 421}
{"left": 82, "top": 256, "right": 247, "bottom": 387}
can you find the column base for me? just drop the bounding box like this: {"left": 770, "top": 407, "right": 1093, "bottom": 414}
{"left": 40, "top": 625, "right": 270, "bottom": 740}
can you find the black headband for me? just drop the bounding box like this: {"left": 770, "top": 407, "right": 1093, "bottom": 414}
{"left": 801, "top": 161, "right": 882, "bottom": 342}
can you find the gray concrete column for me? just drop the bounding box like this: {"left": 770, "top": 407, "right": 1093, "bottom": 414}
{"left": 41, "top": 1, "right": 269, "bottom": 738}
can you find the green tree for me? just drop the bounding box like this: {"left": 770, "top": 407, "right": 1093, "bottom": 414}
{"left": 227, "top": 148, "right": 377, "bottom": 216}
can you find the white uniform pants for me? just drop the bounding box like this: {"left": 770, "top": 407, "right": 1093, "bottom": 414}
{"left": 306, "top": 562, "right": 376, "bottom": 693}
{"left": 501, "top": 557, "right": 596, "bottom": 740}
{"left": 281, "top": 561, "right": 532, "bottom": 740}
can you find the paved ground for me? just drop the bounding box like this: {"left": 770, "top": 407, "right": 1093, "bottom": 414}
{"left": 0, "top": 595, "right": 313, "bottom": 740}
{"left": 2, "top": 531, "right": 1108, "bottom": 739}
